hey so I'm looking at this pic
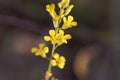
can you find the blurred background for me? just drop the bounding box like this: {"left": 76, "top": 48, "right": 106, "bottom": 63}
{"left": 0, "top": 0, "right": 120, "bottom": 80}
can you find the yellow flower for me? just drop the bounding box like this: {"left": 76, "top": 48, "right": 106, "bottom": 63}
{"left": 31, "top": 43, "right": 49, "bottom": 58}
{"left": 58, "top": 0, "right": 73, "bottom": 17}
{"left": 46, "top": 4, "right": 60, "bottom": 28}
{"left": 44, "top": 30, "right": 71, "bottom": 45}
{"left": 62, "top": 15, "right": 77, "bottom": 29}
{"left": 50, "top": 53, "right": 66, "bottom": 69}
{"left": 58, "top": 0, "right": 70, "bottom": 9}
{"left": 46, "top": 3, "right": 57, "bottom": 19}
{"left": 45, "top": 71, "right": 53, "bottom": 79}
{"left": 56, "top": 30, "right": 72, "bottom": 45}
{"left": 44, "top": 30, "right": 58, "bottom": 44}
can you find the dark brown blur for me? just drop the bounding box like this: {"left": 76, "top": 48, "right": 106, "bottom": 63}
{"left": 0, "top": 0, "right": 120, "bottom": 80}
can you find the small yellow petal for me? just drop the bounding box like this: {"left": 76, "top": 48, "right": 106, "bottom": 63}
{"left": 35, "top": 52, "right": 41, "bottom": 56}
{"left": 45, "top": 71, "right": 52, "bottom": 79}
{"left": 43, "top": 47, "right": 49, "bottom": 53}
{"left": 46, "top": 4, "right": 56, "bottom": 19}
{"left": 31, "top": 47, "right": 37, "bottom": 53}
{"left": 62, "top": 25, "right": 67, "bottom": 30}
{"left": 49, "top": 30, "right": 55, "bottom": 37}
{"left": 41, "top": 53, "right": 46, "bottom": 58}
{"left": 46, "top": 4, "right": 55, "bottom": 12}
{"left": 58, "top": 0, "right": 70, "bottom": 9}
{"left": 62, "top": 39, "right": 67, "bottom": 43}
{"left": 68, "top": 15, "right": 74, "bottom": 22}
{"left": 50, "top": 60, "right": 57, "bottom": 66}
{"left": 58, "top": 62, "right": 65, "bottom": 69}
{"left": 59, "top": 30, "right": 64, "bottom": 36}
{"left": 44, "top": 36, "right": 51, "bottom": 41}
{"left": 57, "top": 56, "right": 66, "bottom": 69}
{"left": 63, "top": 17, "right": 67, "bottom": 23}
{"left": 64, "top": 34, "right": 72, "bottom": 39}
{"left": 51, "top": 4, "right": 55, "bottom": 9}
{"left": 46, "top": 5, "right": 50, "bottom": 12}
{"left": 58, "top": 2, "right": 62, "bottom": 9}
{"left": 53, "top": 53, "right": 59, "bottom": 60}
{"left": 71, "top": 22, "right": 77, "bottom": 26}
{"left": 60, "top": 56, "right": 66, "bottom": 62}
{"left": 39, "top": 43, "right": 45, "bottom": 49}
{"left": 64, "top": 0, "right": 70, "bottom": 8}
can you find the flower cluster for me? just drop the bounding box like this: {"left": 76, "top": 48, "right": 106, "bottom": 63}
{"left": 31, "top": 0, "right": 77, "bottom": 80}
{"left": 31, "top": 43, "right": 49, "bottom": 58}
{"left": 46, "top": 0, "right": 77, "bottom": 29}
{"left": 44, "top": 29, "right": 71, "bottom": 45}
{"left": 50, "top": 53, "right": 66, "bottom": 69}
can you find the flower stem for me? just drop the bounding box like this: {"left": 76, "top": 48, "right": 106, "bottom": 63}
{"left": 45, "top": 44, "right": 56, "bottom": 80}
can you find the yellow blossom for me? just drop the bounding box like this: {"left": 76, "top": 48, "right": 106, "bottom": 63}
{"left": 50, "top": 53, "right": 66, "bottom": 69}
{"left": 32, "top": 0, "right": 77, "bottom": 79}
{"left": 46, "top": 4, "right": 60, "bottom": 28}
{"left": 55, "top": 30, "right": 72, "bottom": 45}
{"left": 44, "top": 30, "right": 71, "bottom": 45}
{"left": 50, "top": 60, "right": 57, "bottom": 67}
{"left": 58, "top": 0, "right": 73, "bottom": 18}
{"left": 45, "top": 71, "right": 53, "bottom": 79}
{"left": 58, "top": 0, "right": 70, "bottom": 9}
{"left": 44, "top": 30, "right": 58, "bottom": 44}
{"left": 31, "top": 43, "right": 49, "bottom": 58}
{"left": 62, "top": 15, "right": 77, "bottom": 29}
{"left": 46, "top": 3, "right": 57, "bottom": 19}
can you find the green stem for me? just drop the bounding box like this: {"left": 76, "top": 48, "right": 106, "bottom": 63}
{"left": 45, "top": 27, "right": 59, "bottom": 80}
{"left": 45, "top": 44, "right": 56, "bottom": 80}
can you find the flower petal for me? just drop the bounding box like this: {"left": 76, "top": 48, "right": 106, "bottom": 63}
{"left": 45, "top": 71, "right": 52, "bottom": 79}
{"left": 64, "top": 34, "right": 72, "bottom": 39}
{"left": 58, "top": 2, "right": 62, "bottom": 9}
{"left": 59, "top": 30, "right": 64, "bottom": 36}
{"left": 50, "top": 60, "right": 57, "bottom": 66}
{"left": 63, "top": 17, "right": 67, "bottom": 23}
{"left": 71, "top": 22, "right": 77, "bottom": 26}
{"left": 49, "top": 30, "right": 56, "bottom": 37}
{"left": 44, "top": 36, "right": 51, "bottom": 41}
{"left": 46, "top": 4, "right": 55, "bottom": 12}
{"left": 59, "top": 56, "right": 66, "bottom": 62}
{"left": 31, "top": 47, "right": 38, "bottom": 53}
{"left": 35, "top": 52, "right": 41, "bottom": 56}
{"left": 53, "top": 53, "right": 60, "bottom": 60}
{"left": 62, "top": 39, "right": 67, "bottom": 43}
{"left": 64, "top": 0, "right": 70, "bottom": 8}
{"left": 58, "top": 62, "right": 65, "bottom": 69}
{"left": 44, "top": 47, "right": 49, "bottom": 53}
{"left": 38, "top": 43, "right": 45, "bottom": 49}
{"left": 68, "top": 15, "right": 74, "bottom": 22}
{"left": 41, "top": 53, "right": 46, "bottom": 58}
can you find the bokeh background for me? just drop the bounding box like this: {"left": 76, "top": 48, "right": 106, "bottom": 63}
{"left": 0, "top": 0, "right": 120, "bottom": 80}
